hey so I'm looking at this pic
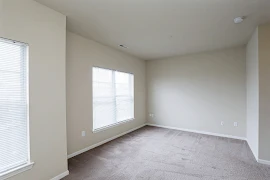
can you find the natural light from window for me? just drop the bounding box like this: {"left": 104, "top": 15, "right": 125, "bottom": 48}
{"left": 93, "top": 67, "right": 134, "bottom": 131}
{"left": 0, "top": 38, "right": 30, "bottom": 176}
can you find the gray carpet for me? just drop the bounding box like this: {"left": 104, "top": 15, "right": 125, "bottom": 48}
{"left": 63, "top": 126, "right": 270, "bottom": 180}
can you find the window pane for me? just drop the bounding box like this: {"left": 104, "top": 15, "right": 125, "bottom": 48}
{"left": 116, "top": 97, "right": 134, "bottom": 122}
{"left": 115, "top": 72, "right": 134, "bottom": 122}
{"left": 115, "top": 71, "right": 130, "bottom": 96}
{"left": 93, "top": 67, "right": 134, "bottom": 130}
{"left": 93, "top": 68, "right": 112, "bottom": 83}
{"left": 93, "top": 67, "right": 116, "bottom": 130}
{"left": 0, "top": 39, "right": 28, "bottom": 174}
{"left": 93, "top": 98, "right": 115, "bottom": 129}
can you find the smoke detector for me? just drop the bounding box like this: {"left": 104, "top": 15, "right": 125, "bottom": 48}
{"left": 234, "top": 16, "right": 245, "bottom": 24}
{"left": 119, "top": 44, "right": 128, "bottom": 49}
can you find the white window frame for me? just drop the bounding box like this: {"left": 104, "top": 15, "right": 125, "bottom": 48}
{"left": 0, "top": 38, "right": 34, "bottom": 180}
{"left": 92, "top": 67, "right": 135, "bottom": 133}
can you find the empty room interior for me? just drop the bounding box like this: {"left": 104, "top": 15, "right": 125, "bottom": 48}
{"left": 1, "top": 0, "right": 270, "bottom": 180}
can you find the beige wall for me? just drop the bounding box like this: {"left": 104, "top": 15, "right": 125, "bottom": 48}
{"left": 147, "top": 47, "right": 246, "bottom": 138}
{"left": 246, "top": 23, "right": 270, "bottom": 162}
{"left": 246, "top": 28, "right": 259, "bottom": 160}
{"left": 0, "top": 0, "right": 68, "bottom": 179}
{"left": 66, "top": 32, "right": 146, "bottom": 155}
{"left": 258, "top": 23, "right": 270, "bottom": 161}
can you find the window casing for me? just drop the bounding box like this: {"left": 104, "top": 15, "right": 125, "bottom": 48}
{"left": 93, "top": 67, "right": 134, "bottom": 131}
{"left": 0, "top": 38, "right": 31, "bottom": 177}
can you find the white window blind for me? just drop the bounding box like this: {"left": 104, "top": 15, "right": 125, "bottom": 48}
{"left": 0, "top": 38, "right": 29, "bottom": 175}
{"left": 93, "top": 67, "right": 134, "bottom": 130}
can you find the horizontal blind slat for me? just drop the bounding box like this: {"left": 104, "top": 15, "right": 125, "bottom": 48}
{"left": 93, "top": 67, "right": 134, "bottom": 130}
{"left": 0, "top": 38, "right": 29, "bottom": 174}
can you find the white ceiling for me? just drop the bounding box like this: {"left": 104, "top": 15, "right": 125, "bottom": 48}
{"left": 35, "top": 0, "right": 270, "bottom": 60}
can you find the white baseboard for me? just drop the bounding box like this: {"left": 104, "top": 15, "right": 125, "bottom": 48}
{"left": 66, "top": 122, "right": 270, "bottom": 167}
{"left": 147, "top": 123, "right": 247, "bottom": 141}
{"left": 67, "top": 124, "right": 146, "bottom": 159}
{"left": 51, "top": 170, "right": 69, "bottom": 180}
{"left": 258, "top": 159, "right": 270, "bottom": 166}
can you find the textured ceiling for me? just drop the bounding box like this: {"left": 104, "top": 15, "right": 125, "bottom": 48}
{"left": 35, "top": 0, "right": 270, "bottom": 60}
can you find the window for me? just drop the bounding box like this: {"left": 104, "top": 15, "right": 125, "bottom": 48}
{"left": 0, "top": 38, "right": 32, "bottom": 178}
{"left": 93, "top": 67, "right": 134, "bottom": 131}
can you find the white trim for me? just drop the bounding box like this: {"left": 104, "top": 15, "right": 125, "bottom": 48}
{"left": 25, "top": 44, "right": 31, "bottom": 176}
{"left": 93, "top": 118, "right": 135, "bottom": 133}
{"left": 246, "top": 139, "right": 259, "bottom": 161}
{"left": 147, "top": 123, "right": 247, "bottom": 141}
{"left": 68, "top": 124, "right": 146, "bottom": 159}
{"left": 0, "top": 37, "right": 28, "bottom": 46}
{"left": 0, "top": 162, "right": 34, "bottom": 180}
{"left": 50, "top": 170, "right": 69, "bottom": 180}
{"left": 258, "top": 159, "right": 270, "bottom": 166}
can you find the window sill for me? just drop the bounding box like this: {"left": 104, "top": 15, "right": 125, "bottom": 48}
{"left": 93, "top": 118, "right": 135, "bottom": 133}
{"left": 0, "top": 162, "right": 34, "bottom": 180}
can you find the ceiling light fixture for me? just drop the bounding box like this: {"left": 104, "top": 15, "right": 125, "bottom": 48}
{"left": 119, "top": 44, "right": 128, "bottom": 49}
{"left": 234, "top": 16, "right": 245, "bottom": 24}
